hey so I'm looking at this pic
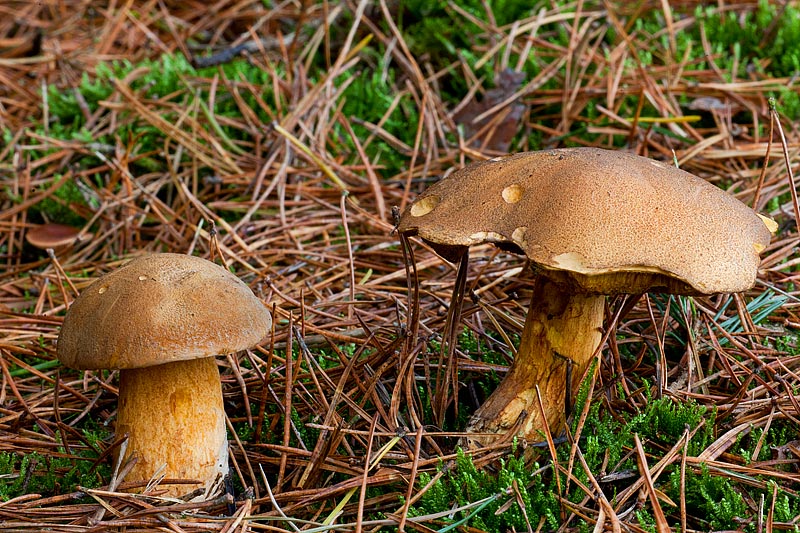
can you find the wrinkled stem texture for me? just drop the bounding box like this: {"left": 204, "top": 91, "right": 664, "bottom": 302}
{"left": 466, "top": 277, "right": 604, "bottom": 446}
{"left": 116, "top": 357, "right": 228, "bottom": 497}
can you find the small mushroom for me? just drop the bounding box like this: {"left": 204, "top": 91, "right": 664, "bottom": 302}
{"left": 57, "top": 253, "right": 272, "bottom": 496}
{"left": 398, "top": 148, "right": 773, "bottom": 446}
{"left": 26, "top": 223, "right": 92, "bottom": 250}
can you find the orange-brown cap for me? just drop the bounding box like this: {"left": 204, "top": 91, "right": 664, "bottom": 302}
{"left": 58, "top": 253, "right": 272, "bottom": 369}
{"left": 398, "top": 148, "right": 773, "bottom": 295}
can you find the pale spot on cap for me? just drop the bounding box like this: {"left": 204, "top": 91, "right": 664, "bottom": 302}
{"left": 138, "top": 275, "right": 147, "bottom": 281}
{"left": 552, "top": 251, "right": 588, "bottom": 272}
{"left": 410, "top": 195, "right": 440, "bottom": 217}
{"left": 469, "top": 231, "right": 505, "bottom": 243}
{"left": 98, "top": 286, "right": 107, "bottom": 294}
{"left": 757, "top": 213, "right": 778, "bottom": 234}
{"left": 502, "top": 184, "right": 524, "bottom": 203}
{"left": 512, "top": 226, "right": 527, "bottom": 246}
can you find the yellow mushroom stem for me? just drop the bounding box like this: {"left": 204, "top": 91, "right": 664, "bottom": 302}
{"left": 465, "top": 276, "right": 604, "bottom": 445}
{"left": 116, "top": 357, "right": 228, "bottom": 497}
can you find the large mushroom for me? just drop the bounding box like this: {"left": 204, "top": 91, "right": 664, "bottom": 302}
{"left": 397, "top": 148, "right": 773, "bottom": 445}
{"left": 57, "top": 253, "right": 272, "bottom": 496}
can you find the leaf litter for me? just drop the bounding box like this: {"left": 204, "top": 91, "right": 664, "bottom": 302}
{"left": 1, "top": 1, "right": 800, "bottom": 531}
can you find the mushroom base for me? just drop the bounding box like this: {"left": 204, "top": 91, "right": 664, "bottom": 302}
{"left": 465, "top": 277, "right": 604, "bottom": 446}
{"left": 116, "top": 357, "right": 228, "bottom": 498}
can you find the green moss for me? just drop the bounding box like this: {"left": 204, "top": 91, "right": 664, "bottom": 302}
{"left": 0, "top": 425, "right": 110, "bottom": 500}
{"left": 29, "top": 177, "right": 90, "bottom": 227}
{"left": 409, "top": 391, "right": 799, "bottom": 530}
{"left": 409, "top": 448, "right": 560, "bottom": 531}
{"left": 699, "top": 0, "right": 800, "bottom": 80}
{"left": 677, "top": 465, "right": 750, "bottom": 530}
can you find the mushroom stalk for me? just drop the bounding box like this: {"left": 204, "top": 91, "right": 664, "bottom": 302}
{"left": 466, "top": 277, "right": 604, "bottom": 444}
{"left": 116, "top": 357, "right": 228, "bottom": 496}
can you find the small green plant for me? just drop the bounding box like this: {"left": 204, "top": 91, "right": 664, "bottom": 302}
{"left": 409, "top": 448, "right": 560, "bottom": 531}
{"left": 699, "top": 0, "right": 800, "bottom": 80}
{"left": 677, "top": 464, "right": 750, "bottom": 530}
{"left": 28, "top": 177, "right": 89, "bottom": 227}
{"left": 627, "top": 393, "right": 711, "bottom": 451}
{"left": 0, "top": 445, "right": 108, "bottom": 500}
{"left": 337, "top": 61, "right": 421, "bottom": 177}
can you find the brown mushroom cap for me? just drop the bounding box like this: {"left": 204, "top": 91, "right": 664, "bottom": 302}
{"left": 26, "top": 223, "right": 92, "bottom": 249}
{"left": 398, "top": 148, "right": 773, "bottom": 295}
{"left": 58, "top": 253, "right": 272, "bottom": 369}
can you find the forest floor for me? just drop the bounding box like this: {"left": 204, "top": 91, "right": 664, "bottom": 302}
{"left": 2, "top": 1, "right": 800, "bottom": 531}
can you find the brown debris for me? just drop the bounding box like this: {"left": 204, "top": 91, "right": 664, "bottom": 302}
{"left": 0, "top": 1, "right": 799, "bottom": 532}
{"left": 453, "top": 69, "right": 527, "bottom": 153}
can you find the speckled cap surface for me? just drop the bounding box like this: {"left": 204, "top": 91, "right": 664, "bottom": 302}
{"left": 397, "top": 148, "right": 773, "bottom": 295}
{"left": 58, "top": 253, "right": 272, "bottom": 370}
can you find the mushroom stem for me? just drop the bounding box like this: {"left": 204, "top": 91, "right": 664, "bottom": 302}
{"left": 466, "top": 277, "right": 604, "bottom": 445}
{"left": 116, "top": 357, "right": 228, "bottom": 497}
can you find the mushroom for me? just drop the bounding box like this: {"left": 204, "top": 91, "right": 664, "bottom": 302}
{"left": 57, "top": 253, "right": 272, "bottom": 496}
{"left": 397, "top": 148, "right": 774, "bottom": 446}
{"left": 26, "top": 223, "right": 92, "bottom": 251}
